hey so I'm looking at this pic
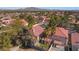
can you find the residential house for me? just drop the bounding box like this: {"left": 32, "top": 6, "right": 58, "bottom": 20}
{"left": 32, "top": 23, "right": 79, "bottom": 50}
{"left": 32, "top": 24, "right": 44, "bottom": 46}
{"left": 50, "top": 27, "right": 79, "bottom": 51}
{"left": 20, "top": 19, "right": 28, "bottom": 26}
{"left": 0, "top": 16, "right": 14, "bottom": 26}
{"left": 52, "top": 27, "right": 68, "bottom": 48}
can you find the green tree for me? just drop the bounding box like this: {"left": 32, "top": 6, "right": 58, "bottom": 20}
{"left": 58, "top": 15, "right": 69, "bottom": 28}
{"left": 19, "top": 13, "right": 27, "bottom": 19}
{"left": 26, "top": 15, "right": 36, "bottom": 29}
{"left": 0, "top": 19, "right": 24, "bottom": 50}
{"left": 12, "top": 28, "right": 33, "bottom": 48}
{"left": 0, "top": 32, "right": 12, "bottom": 50}
{"left": 44, "top": 15, "right": 61, "bottom": 37}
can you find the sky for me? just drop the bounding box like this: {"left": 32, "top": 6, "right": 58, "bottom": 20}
{"left": 0, "top": 0, "right": 79, "bottom": 10}
{"left": 0, "top": 0, "right": 79, "bottom": 7}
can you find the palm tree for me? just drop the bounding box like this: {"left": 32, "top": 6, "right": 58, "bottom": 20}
{"left": 26, "top": 15, "right": 36, "bottom": 29}
{"left": 58, "top": 15, "right": 69, "bottom": 28}
{"left": 44, "top": 15, "right": 61, "bottom": 37}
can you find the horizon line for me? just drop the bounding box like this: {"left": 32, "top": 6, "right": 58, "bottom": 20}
{"left": 0, "top": 7, "right": 79, "bottom": 10}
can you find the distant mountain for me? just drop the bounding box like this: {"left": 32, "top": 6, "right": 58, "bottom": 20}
{"left": 16, "top": 7, "right": 79, "bottom": 11}
{"left": 0, "top": 7, "right": 79, "bottom": 11}
{"left": 17, "top": 7, "right": 49, "bottom": 11}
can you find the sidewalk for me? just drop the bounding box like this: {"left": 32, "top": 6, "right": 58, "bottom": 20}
{"left": 48, "top": 45, "right": 64, "bottom": 51}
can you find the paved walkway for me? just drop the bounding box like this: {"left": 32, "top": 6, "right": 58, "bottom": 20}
{"left": 48, "top": 45, "right": 64, "bottom": 51}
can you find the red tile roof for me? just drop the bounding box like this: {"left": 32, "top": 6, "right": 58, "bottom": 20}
{"left": 32, "top": 25, "right": 44, "bottom": 37}
{"left": 54, "top": 27, "right": 79, "bottom": 45}
{"left": 55, "top": 27, "right": 68, "bottom": 38}
{"left": 72, "top": 33, "right": 79, "bottom": 45}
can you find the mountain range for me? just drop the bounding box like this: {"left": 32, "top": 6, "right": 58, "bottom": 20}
{"left": 16, "top": 7, "right": 49, "bottom": 11}
{"left": 0, "top": 7, "right": 79, "bottom": 11}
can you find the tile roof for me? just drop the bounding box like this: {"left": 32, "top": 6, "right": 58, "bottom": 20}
{"left": 54, "top": 27, "right": 79, "bottom": 45}
{"left": 55, "top": 27, "right": 68, "bottom": 38}
{"left": 32, "top": 25, "right": 44, "bottom": 37}
{"left": 72, "top": 33, "right": 79, "bottom": 45}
